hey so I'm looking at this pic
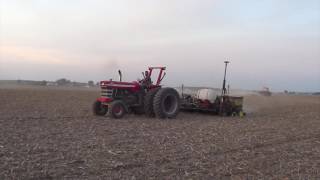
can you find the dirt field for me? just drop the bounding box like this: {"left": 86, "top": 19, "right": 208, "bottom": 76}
{"left": 0, "top": 86, "right": 319, "bottom": 179}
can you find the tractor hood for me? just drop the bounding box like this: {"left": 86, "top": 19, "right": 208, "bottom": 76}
{"left": 100, "top": 80, "right": 141, "bottom": 92}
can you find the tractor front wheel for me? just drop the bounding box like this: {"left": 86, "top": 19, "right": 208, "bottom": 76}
{"left": 108, "top": 100, "right": 126, "bottom": 119}
{"left": 93, "top": 101, "right": 108, "bottom": 116}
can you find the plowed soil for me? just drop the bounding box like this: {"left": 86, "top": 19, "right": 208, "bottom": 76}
{"left": 0, "top": 87, "right": 319, "bottom": 179}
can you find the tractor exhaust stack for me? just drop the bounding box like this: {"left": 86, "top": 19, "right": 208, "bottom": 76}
{"left": 118, "top": 70, "right": 122, "bottom": 82}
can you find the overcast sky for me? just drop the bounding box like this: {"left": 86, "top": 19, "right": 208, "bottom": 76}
{"left": 0, "top": 0, "right": 319, "bottom": 91}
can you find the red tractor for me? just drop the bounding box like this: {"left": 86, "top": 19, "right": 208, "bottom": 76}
{"left": 93, "top": 67, "right": 180, "bottom": 119}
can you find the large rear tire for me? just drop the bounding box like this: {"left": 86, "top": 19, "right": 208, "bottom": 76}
{"left": 93, "top": 101, "right": 107, "bottom": 116}
{"left": 153, "top": 88, "right": 180, "bottom": 119}
{"left": 108, "top": 100, "right": 126, "bottom": 119}
{"left": 144, "top": 88, "right": 160, "bottom": 117}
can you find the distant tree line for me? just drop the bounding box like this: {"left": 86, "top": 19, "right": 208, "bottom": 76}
{"left": 56, "top": 78, "right": 71, "bottom": 86}
{"left": 16, "top": 79, "right": 47, "bottom": 86}
{"left": 13, "top": 78, "right": 96, "bottom": 87}
{"left": 55, "top": 78, "right": 96, "bottom": 87}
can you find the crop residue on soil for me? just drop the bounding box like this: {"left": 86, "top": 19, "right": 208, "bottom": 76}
{"left": 0, "top": 87, "right": 319, "bottom": 179}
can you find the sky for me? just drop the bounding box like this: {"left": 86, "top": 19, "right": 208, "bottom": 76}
{"left": 0, "top": 0, "right": 319, "bottom": 92}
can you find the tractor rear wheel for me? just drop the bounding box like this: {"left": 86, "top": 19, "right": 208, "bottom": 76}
{"left": 108, "top": 100, "right": 126, "bottom": 119}
{"left": 153, "top": 88, "right": 180, "bottom": 119}
{"left": 144, "top": 88, "right": 160, "bottom": 117}
{"left": 93, "top": 101, "right": 107, "bottom": 116}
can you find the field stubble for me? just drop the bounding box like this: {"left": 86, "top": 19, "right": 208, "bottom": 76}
{"left": 0, "top": 86, "right": 319, "bottom": 179}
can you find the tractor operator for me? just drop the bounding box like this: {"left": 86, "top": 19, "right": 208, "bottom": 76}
{"left": 141, "top": 71, "right": 152, "bottom": 88}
